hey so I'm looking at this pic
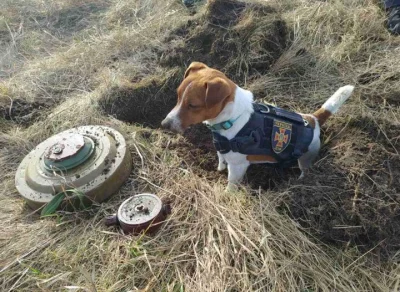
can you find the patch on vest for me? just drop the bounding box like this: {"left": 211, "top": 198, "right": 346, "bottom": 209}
{"left": 272, "top": 120, "right": 292, "bottom": 154}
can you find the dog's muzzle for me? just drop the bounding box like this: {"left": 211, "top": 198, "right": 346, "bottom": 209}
{"left": 161, "top": 117, "right": 183, "bottom": 133}
{"left": 161, "top": 118, "right": 173, "bottom": 129}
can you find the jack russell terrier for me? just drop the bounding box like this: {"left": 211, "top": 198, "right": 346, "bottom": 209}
{"left": 161, "top": 62, "right": 354, "bottom": 189}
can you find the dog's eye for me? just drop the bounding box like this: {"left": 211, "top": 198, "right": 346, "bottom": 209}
{"left": 188, "top": 104, "right": 199, "bottom": 109}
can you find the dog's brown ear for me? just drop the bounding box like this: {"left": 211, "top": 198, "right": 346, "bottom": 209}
{"left": 184, "top": 62, "right": 208, "bottom": 79}
{"left": 204, "top": 77, "right": 231, "bottom": 108}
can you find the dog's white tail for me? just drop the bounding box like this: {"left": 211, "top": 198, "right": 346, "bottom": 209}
{"left": 313, "top": 85, "right": 354, "bottom": 126}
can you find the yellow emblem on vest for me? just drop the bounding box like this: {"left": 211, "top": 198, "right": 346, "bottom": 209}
{"left": 272, "top": 120, "right": 292, "bottom": 153}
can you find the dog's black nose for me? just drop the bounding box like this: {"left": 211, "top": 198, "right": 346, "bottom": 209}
{"left": 161, "top": 118, "right": 172, "bottom": 129}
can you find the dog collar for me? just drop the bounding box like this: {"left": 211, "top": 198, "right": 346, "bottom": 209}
{"left": 206, "top": 115, "right": 241, "bottom": 131}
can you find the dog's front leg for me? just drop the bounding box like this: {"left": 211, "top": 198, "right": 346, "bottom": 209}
{"left": 226, "top": 161, "right": 250, "bottom": 191}
{"left": 217, "top": 152, "right": 227, "bottom": 171}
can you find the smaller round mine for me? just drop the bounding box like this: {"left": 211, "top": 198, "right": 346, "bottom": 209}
{"left": 117, "top": 194, "right": 162, "bottom": 226}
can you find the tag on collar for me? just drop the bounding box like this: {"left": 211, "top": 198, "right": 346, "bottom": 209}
{"left": 207, "top": 120, "right": 233, "bottom": 131}
{"left": 206, "top": 115, "right": 241, "bottom": 132}
{"left": 221, "top": 121, "right": 233, "bottom": 130}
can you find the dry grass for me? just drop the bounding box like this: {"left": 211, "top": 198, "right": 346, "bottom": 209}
{"left": 1, "top": 0, "right": 400, "bottom": 291}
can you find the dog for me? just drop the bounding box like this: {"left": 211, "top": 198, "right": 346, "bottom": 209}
{"left": 161, "top": 62, "right": 354, "bottom": 189}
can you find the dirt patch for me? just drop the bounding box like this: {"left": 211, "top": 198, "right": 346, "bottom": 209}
{"left": 159, "top": 0, "right": 287, "bottom": 82}
{"left": 0, "top": 98, "right": 53, "bottom": 125}
{"left": 285, "top": 116, "right": 400, "bottom": 260}
{"left": 99, "top": 68, "right": 182, "bottom": 128}
{"left": 169, "top": 124, "right": 221, "bottom": 181}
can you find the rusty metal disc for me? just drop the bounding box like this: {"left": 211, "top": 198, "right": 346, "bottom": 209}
{"left": 45, "top": 133, "right": 85, "bottom": 161}
{"left": 15, "top": 126, "right": 132, "bottom": 211}
{"left": 118, "top": 194, "right": 163, "bottom": 226}
{"left": 105, "top": 193, "right": 170, "bottom": 234}
{"left": 43, "top": 134, "right": 95, "bottom": 171}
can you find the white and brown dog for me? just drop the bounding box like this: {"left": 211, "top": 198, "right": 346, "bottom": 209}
{"left": 161, "top": 62, "right": 354, "bottom": 189}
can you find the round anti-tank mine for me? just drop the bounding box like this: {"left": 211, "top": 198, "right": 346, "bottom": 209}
{"left": 15, "top": 126, "right": 132, "bottom": 211}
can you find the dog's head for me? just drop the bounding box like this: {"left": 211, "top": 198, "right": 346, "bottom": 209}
{"left": 161, "top": 62, "right": 236, "bottom": 133}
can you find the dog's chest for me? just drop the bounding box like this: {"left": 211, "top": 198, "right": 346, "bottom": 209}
{"left": 221, "top": 151, "right": 276, "bottom": 165}
{"left": 221, "top": 151, "right": 248, "bottom": 165}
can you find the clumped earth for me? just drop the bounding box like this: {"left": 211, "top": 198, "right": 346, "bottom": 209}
{"left": 159, "top": 0, "right": 287, "bottom": 81}
{"left": 0, "top": 98, "right": 53, "bottom": 124}
{"left": 99, "top": 68, "right": 183, "bottom": 127}
{"left": 1, "top": 0, "right": 400, "bottom": 291}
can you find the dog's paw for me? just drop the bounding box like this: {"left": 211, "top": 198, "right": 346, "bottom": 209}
{"left": 217, "top": 162, "right": 227, "bottom": 172}
{"left": 225, "top": 182, "right": 239, "bottom": 192}
{"left": 298, "top": 170, "right": 308, "bottom": 180}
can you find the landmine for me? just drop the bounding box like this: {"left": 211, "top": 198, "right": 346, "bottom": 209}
{"left": 15, "top": 126, "right": 132, "bottom": 211}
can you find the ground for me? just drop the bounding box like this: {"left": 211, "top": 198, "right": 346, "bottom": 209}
{"left": 1, "top": 0, "right": 400, "bottom": 291}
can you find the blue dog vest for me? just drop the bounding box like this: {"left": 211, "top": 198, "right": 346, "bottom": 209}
{"left": 211, "top": 103, "right": 314, "bottom": 167}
